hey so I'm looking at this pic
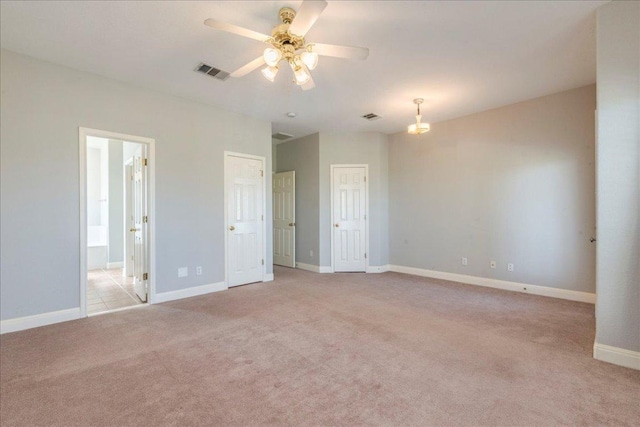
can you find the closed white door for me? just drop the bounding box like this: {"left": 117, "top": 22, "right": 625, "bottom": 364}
{"left": 226, "top": 155, "right": 264, "bottom": 287}
{"left": 273, "top": 171, "right": 295, "bottom": 268}
{"left": 132, "top": 145, "right": 148, "bottom": 302}
{"left": 332, "top": 166, "right": 367, "bottom": 272}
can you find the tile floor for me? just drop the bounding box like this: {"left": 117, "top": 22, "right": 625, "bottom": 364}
{"left": 87, "top": 268, "right": 143, "bottom": 314}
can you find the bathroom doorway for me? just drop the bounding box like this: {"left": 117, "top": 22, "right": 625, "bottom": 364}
{"left": 80, "top": 128, "right": 155, "bottom": 316}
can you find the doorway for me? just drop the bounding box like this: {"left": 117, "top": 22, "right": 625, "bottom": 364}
{"left": 273, "top": 171, "right": 295, "bottom": 268}
{"left": 331, "top": 165, "right": 369, "bottom": 272}
{"left": 79, "top": 128, "right": 156, "bottom": 316}
{"left": 225, "top": 152, "right": 266, "bottom": 287}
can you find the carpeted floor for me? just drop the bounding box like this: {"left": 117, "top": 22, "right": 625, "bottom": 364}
{"left": 1, "top": 267, "right": 638, "bottom": 426}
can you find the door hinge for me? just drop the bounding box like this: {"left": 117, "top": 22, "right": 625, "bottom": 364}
{"left": 260, "top": 170, "right": 264, "bottom": 177}
{"left": 262, "top": 259, "right": 264, "bottom": 265}
{"left": 143, "top": 158, "right": 148, "bottom": 166}
{"left": 261, "top": 214, "right": 264, "bottom": 221}
{"left": 364, "top": 253, "right": 367, "bottom": 259}
{"left": 364, "top": 214, "right": 367, "bottom": 220}
{"left": 364, "top": 176, "right": 367, "bottom": 182}
{"left": 143, "top": 215, "right": 148, "bottom": 223}
{"left": 143, "top": 272, "right": 148, "bottom": 280}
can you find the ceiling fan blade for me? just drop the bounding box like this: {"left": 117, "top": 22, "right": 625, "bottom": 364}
{"left": 313, "top": 43, "right": 369, "bottom": 60}
{"left": 204, "top": 19, "right": 270, "bottom": 42}
{"left": 301, "top": 76, "right": 315, "bottom": 91}
{"left": 230, "top": 56, "right": 266, "bottom": 78}
{"left": 289, "top": 0, "right": 328, "bottom": 37}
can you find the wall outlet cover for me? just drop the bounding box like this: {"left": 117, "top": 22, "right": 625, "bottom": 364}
{"left": 178, "top": 267, "right": 188, "bottom": 278}
{"left": 490, "top": 261, "right": 497, "bottom": 269}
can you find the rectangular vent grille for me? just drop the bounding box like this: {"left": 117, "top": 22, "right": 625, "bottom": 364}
{"left": 195, "top": 62, "right": 230, "bottom": 81}
{"left": 362, "top": 113, "right": 381, "bottom": 121}
{"left": 272, "top": 132, "right": 294, "bottom": 141}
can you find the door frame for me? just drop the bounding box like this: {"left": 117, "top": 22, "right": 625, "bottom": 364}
{"left": 330, "top": 164, "right": 370, "bottom": 273}
{"left": 224, "top": 151, "right": 267, "bottom": 286}
{"left": 79, "top": 127, "right": 156, "bottom": 317}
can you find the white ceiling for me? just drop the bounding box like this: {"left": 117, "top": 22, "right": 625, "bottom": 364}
{"left": 0, "top": 1, "right": 605, "bottom": 140}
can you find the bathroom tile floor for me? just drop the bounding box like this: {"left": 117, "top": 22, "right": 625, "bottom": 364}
{"left": 87, "top": 268, "right": 143, "bottom": 314}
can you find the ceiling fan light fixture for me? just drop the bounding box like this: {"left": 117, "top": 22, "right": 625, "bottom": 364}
{"left": 263, "top": 48, "right": 282, "bottom": 67}
{"left": 301, "top": 47, "right": 318, "bottom": 70}
{"left": 261, "top": 65, "right": 279, "bottom": 82}
{"left": 407, "top": 98, "right": 431, "bottom": 135}
{"left": 291, "top": 63, "right": 311, "bottom": 85}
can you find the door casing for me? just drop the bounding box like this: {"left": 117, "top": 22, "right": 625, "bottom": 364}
{"left": 79, "top": 127, "right": 156, "bottom": 317}
{"left": 330, "top": 164, "right": 370, "bottom": 273}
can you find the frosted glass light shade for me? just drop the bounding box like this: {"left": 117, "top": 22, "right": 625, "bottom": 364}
{"left": 292, "top": 64, "right": 311, "bottom": 85}
{"left": 261, "top": 66, "right": 279, "bottom": 82}
{"left": 301, "top": 50, "right": 318, "bottom": 70}
{"left": 263, "top": 48, "right": 282, "bottom": 67}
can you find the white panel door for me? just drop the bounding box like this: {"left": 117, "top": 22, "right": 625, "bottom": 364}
{"left": 273, "top": 171, "right": 295, "bottom": 268}
{"left": 227, "top": 155, "right": 264, "bottom": 287}
{"left": 332, "top": 166, "right": 367, "bottom": 272}
{"left": 132, "top": 145, "right": 148, "bottom": 302}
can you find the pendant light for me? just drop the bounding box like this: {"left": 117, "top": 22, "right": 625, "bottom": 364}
{"left": 407, "top": 98, "right": 430, "bottom": 134}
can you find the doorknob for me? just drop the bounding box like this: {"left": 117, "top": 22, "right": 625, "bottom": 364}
{"left": 334, "top": 223, "right": 339, "bottom": 228}
{"left": 289, "top": 222, "right": 295, "bottom": 227}
{"left": 129, "top": 228, "right": 139, "bottom": 232}
{"left": 229, "top": 225, "right": 235, "bottom": 231}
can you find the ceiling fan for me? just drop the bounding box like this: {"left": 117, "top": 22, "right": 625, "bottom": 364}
{"left": 204, "top": 0, "right": 369, "bottom": 90}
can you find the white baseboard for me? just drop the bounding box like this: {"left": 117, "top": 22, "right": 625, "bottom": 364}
{"left": 154, "top": 281, "right": 227, "bottom": 304}
{"left": 264, "top": 273, "right": 274, "bottom": 282}
{"left": 594, "top": 342, "right": 640, "bottom": 370}
{"left": 1, "top": 307, "right": 83, "bottom": 334}
{"left": 388, "top": 265, "right": 596, "bottom": 304}
{"left": 296, "top": 262, "right": 332, "bottom": 273}
{"left": 106, "top": 261, "right": 124, "bottom": 269}
{"left": 367, "top": 265, "right": 390, "bottom": 273}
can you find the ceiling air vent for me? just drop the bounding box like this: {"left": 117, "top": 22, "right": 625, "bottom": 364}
{"left": 195, "top": 62, "right": 230, "bottom": 81}
{"left": 362, "top": 113, "right": 381, "bottom": 121}
{"left": 272, "top": 132, "right": 294, "bottom": 141}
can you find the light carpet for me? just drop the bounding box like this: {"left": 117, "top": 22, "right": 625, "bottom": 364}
{"left": 1, "top": 267, "right": 638, "bottom": 426}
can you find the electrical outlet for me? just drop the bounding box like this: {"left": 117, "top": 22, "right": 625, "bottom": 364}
{"left": 507, "top": 263, "right": 514, "bottom": 272}
{"left": 178, "top": 267, "right": 188, "bottom": 278}
{"left": 490, "top": 260, "right": 496, "bottom": 269}
{"left": 462, "top": 257, "right": 468, "bottom": 266}
{"left": 196, "top": 266, "right": 202, "bottom": 276}
{"left": 310, "top": 250, "right": 314, "bottom": 257}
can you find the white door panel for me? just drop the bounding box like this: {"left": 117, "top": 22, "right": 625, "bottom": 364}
{"left": 333, "top": 167, "right": 367, "bottom": 272}
{"left": 273, "top": 171, "right": 295, "bottom": 268}
{"left": 227, "top": 155, "right": 264, "bottom": 287}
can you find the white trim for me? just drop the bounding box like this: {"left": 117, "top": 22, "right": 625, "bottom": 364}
{"left": 1, "top": 308, "right": 83, "bottom": 334}
{"left": 366, "top": 265, "right": 390, "bottom": 273}
{"left": 106, "top": 262, "right": 124, "bottom": 269}
{"left": 296, "top": 262, "right": 332, "bottom": 273}
{"left": 223, "top": 151, "right": 267, "bottom": 287}
{"left": 264, "top": 273, "right": 274, "bottom": 282}
{"left": 330, "top": 164, "right": 370, "bottom": 273}
{"left": 154, "top": 282, "right": 228, "bottom": 304}
{"left": 388, "top": 265, "right": 596, "bottom": 304}
{"left": 594, "top": 342, "right": 640, "bottom": 370}
{"left": 79, "top": 127, "right": 157, "bottom": 315}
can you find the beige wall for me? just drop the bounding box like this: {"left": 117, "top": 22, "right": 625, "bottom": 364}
{"left": 389, "top": 85, "right": 596, "bottom": 293}
{"left": 0, "top": 49, "right": 272, "bottom": 320}
{"left": 595, "top": 1, "right": 640, "bottom": 355}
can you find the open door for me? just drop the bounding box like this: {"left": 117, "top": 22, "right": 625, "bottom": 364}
{"left": 273, "top": 171, "right": 295, "bottom": 268}
{"left": 132, "top": 145, "right": 148, "bottom": 302}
